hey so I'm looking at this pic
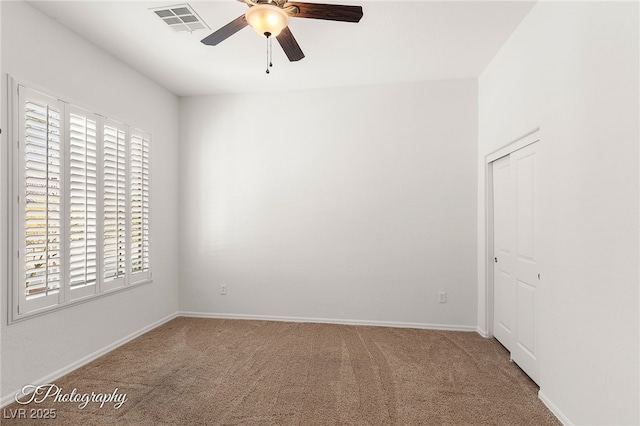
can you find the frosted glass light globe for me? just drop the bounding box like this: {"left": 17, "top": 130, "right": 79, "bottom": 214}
{"left": 245, "top": 4, "right": 289, "bottom": 37}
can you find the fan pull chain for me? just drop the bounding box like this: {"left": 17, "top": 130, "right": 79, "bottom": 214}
{"left": 265, "top": 33, "right": 274, "bottom": 74}
{"left": 270, "top": 36, "right": 273, "bottom": 68}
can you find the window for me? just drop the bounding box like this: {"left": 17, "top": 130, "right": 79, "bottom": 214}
{"left": 102, "top": 120, "right": 127, "bottom": 290}
{"left": 68, "top": 108, "right": 98, "bottom": 299}
{"left": 10, "top": 82, "right": 152, "bottom": 321}
{"left": 129, "top": 132, "right": 150, "bottom": 276}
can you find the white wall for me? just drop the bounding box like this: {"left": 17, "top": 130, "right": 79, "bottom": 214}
{"left": 1, "top": 1, "right": 180, "bottom": 399}
{"left": 477, "top": 2, "right": 639, "bottom": 424}
{"left": 179, "top": 80, "right": 478, "bottom": 328}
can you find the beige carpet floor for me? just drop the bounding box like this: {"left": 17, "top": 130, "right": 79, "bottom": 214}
{"left": 2, "top": 317, "right": 559, "bottom": 425}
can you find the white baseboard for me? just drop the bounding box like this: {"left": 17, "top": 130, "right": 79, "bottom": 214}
{"left": 476, "top": 327, "right": 490, "bottom": 338}
{"left": 179, "top": 311, "right": 478, "bottom": 333}
{"left": 538, "top": 390, "right": 572, "bottom": 426}
{"left": 1, "top": 312, "right": 178, "bottom": 408}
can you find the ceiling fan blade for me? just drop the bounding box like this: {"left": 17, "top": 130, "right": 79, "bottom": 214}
{"left": 286, "top": 2, "right": 363, "bottom": 23}
{"left": 201, "top": 15, "right": 248, "bottom": 46}
{"left": 276, "top": 27, "right": 305, "bottom": 62}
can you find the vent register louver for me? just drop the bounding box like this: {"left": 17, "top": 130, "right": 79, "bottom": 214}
{"left": 151, "top": 4, "right": 209, "bottom": 32}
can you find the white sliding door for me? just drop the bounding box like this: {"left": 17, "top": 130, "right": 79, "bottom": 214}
{"left": 492, "top": 141, "right": 540, "bottom": 383}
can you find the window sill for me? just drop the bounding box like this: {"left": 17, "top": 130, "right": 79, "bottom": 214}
{"left": 9, "top": 278, "right": 153, "bottom": 325}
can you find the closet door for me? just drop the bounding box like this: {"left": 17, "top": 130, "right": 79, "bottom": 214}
{"left": 492, "top": 142, "right": 540, "bottom": 383}
{"left": 492, "top": 154, "right": 516, "bottom": 352}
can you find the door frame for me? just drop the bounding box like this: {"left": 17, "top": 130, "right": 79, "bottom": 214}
{"left": 484, "top": 128, "right": 540, "bottom": 337}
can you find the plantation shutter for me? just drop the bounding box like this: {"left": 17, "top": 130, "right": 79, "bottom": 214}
{"left": 130, "top": 131, "right": 151, "bottom": 282}
{"left": 11, "top": 81, "right": 154, "bottom": 320}
{"left": 68, "top": 108, "right": 99, "bottom": 299}
{"left": 20, "top": 87, "right": 64, "bottom": 311}
{"left": 103, "top": 120, "right": 127, "bottom": 289}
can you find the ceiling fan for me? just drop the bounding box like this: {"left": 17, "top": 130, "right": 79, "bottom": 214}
{"left": 201, "top": 0, "right": 363, "bottom": 65}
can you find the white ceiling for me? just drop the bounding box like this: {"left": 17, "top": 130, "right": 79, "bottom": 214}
{"left": 29, "top": 0, "right": 536, "bottom": 96}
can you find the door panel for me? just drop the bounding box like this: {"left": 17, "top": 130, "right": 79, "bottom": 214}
{"left": 492, "top": 141, "right": 539, "bottom": 384}
{"left": 492, "top": 155, "right": 515, "bottom": 350}
{"left": 516, "top": 280, "right": 535, "bottom": 355}
{"left": 511, "top": 143, "right": 539, "bottom": 382}
{"left": 516, "top": 153, "right": 535, "bottom": 261}
{"left": 496, "top": 270, "right": 515, "bottom": 337}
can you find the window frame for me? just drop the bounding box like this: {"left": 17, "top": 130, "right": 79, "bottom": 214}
{"left": 8, "top": 77, "right": 153, "bottom": 324}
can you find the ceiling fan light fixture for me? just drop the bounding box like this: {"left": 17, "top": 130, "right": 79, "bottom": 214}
{"left": 245, "top": 4, "right": 289, "bottom": 37}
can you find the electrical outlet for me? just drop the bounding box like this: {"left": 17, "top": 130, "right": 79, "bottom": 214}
{"left": 438, "top": 292, "right": 447, "bottom": 303}
{"left": 221, "top": 285, "right": 227, "bottom": 295}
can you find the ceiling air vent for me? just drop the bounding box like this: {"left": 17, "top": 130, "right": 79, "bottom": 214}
{"left": 151, "top": 4, "right": 209, "bottom": 32}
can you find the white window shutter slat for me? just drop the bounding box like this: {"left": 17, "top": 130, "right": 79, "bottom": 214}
{"left": 103, "top": 122, "right": 127, "bottom": 285}
{"left": 24, "top": 98, "right": 62, "bottom": 300}
{"left": 68, "top": 109, "right": 98, "bottom": 297}
{"left": 130, "top": 131, "right": 150, "bottom": 279}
